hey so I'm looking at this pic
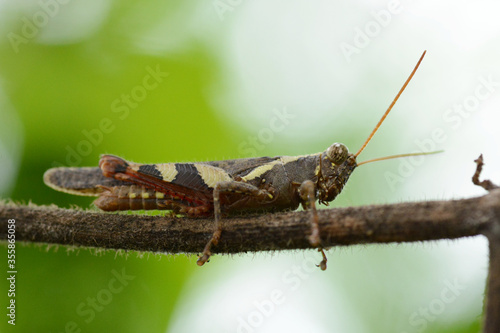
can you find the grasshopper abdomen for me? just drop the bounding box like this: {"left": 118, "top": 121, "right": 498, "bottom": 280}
{"left": 95, "top": 184, "right": 213, "bottom": 216}
{"left": 95, "top": 185, "right": 170, "bottom": 211}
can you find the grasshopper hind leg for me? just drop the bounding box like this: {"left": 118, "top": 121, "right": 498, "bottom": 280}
{"left": 299, "top": 180, "right": 327, "bottom": 271}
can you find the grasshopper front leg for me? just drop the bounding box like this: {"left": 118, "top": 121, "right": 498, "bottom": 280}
{"left": 197, "top": 181, "right": 274, "bottom": 266}
{"left": 299, "top": 180, "right": 327, "bottom": 270}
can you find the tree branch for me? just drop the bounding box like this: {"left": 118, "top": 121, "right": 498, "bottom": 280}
{"left": 472, "top": 154, "right": 500, "bottom": 333}
{"left": 0, "top": 191, "right": 497, "bottom": 254}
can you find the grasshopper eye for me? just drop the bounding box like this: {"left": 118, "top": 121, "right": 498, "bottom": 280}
{"left": 326, "top": 143, "right": 349, "bottom": 165}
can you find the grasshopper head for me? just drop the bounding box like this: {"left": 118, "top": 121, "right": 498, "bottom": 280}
{"left": 317, "top": 143, "right": 357, "bottom": 204}
{"left": 316, "top": 51, "right": 428, "bottom": 205}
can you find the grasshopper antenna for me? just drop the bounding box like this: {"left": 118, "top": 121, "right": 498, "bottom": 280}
{"left": 355, "top": 50, "right": 426, "bottom": 158}
{"left": 357, "top": 150, "right": 443, "bottom": 167}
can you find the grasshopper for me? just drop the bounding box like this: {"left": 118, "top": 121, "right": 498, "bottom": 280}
{"left": 44, "top": 51, "right": 434, "bottom": 269}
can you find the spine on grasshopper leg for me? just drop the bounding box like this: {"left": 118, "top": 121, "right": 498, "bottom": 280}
{"left": 94, "top": 185, "right": 173, "bottom": 211}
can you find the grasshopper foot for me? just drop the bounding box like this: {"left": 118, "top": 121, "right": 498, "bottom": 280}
{"left": 316, "top": 248, "right": 327, "bottom": 271}
{"left": 197, "top": 253, "right": 211, "bottom": 266}
{"left": 197, "top": 229, "right": 221, "bottom": 267}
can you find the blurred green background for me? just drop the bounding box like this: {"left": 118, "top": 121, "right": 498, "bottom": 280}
{"left": 1, "top": 1, "right": 499, "bottom": 332}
